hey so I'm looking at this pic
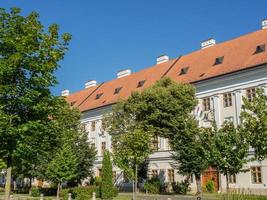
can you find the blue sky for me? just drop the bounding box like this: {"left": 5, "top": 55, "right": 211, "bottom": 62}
{"left": 2, "top": 0, "right": 267, "bottom": 95}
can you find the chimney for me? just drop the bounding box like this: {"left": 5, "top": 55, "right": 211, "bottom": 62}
{"left": 85, "top": 80, "right": 97, "bottom": 88}
{"left": 201, "top": 38, "right": 216, "bottom": 49}
{"left": 117, "top": 69, "right": 131, "bottom": 78}
{"left": 61, "top": 90, "right": 70, "bottom": 97}
{"left": 156, "top": 55, "right": 169, "bottom": 64}
{"left": 262, "top": 19, "right": 267, "bottom": 29}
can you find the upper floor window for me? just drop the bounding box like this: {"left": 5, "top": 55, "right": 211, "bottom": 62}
{"left": 223, "top": 93, "right": 232, "bottom": 107}
{"left": 246, "top": 88, "right": 256, "bottom": 102}
{"left": 151, "top": 136, "right": 159, "bottom": 151}
{"left": 251, "top": 166, "right": 262, "bottom": 184}
{"left": 91, "top": 121, "right": 96, "bottom": 132}
{"left": 202, "top": 97, "right": 211, "bottom": 111}
{"left": 101, "top": 142, "right": 106, "bottom": 156}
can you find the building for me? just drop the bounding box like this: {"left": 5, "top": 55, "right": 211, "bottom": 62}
{"left": 65, "top": 20, "right": 267, "bottom": 194}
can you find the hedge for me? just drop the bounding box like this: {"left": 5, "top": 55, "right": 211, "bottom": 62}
{"left": 61, "top": 186, "right": 100, "bottom": 200}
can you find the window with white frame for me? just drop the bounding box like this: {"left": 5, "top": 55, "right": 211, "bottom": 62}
{"left": 251, "top": 166, "right": 262, "bottom": 184}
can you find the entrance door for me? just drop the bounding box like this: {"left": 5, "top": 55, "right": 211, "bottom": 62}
{"left": 202, "top": 166, "right": 219, "bottom": 191}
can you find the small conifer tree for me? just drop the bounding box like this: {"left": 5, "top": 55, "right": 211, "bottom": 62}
{"left": 101, "top": 151, "right": 116, "bottom": 199}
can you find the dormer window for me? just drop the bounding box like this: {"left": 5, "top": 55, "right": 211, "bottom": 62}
{"left": 114, "top": 87, "right": 122, "bottom": 95}
{"left": 137, "top": 80, "right": 146, "bottom": 88}
{"left": 70, "top": 101, "right": 76, "bottom": 106}
{"left": 179, "top": 67, "right": 189, "bottom": 75}
{"left": 214, "top": 56, "right": 224, "bottom": 65}
{"left": 95, "top": 93, "right": 103, "bottom": 100}
{"left": 255, "top": 44, "right": 265, "bottom": 54}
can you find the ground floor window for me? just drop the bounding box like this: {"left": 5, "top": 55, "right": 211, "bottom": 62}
{"left": 168, "top": 169, "right": 174, "bottom": 183}
{"left": 151, "top": 169, "right": 158, "bottom": 177}
{"left": 228, "top": 174, "right": 236, "bottom": 184}
{"left": 251, "top": 166, "right": 262, "bottom": 184}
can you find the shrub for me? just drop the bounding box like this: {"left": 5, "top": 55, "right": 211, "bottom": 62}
{"left": 30, "top": 187, "right": 57, "bottom": 197}
{"left": 61, "top": 186, "right": 100, "bottom": 200}
{"left": 172, "top": 180, "right": 190, "bottom": 194}
{"left": 205, "top": 180, "right": 215, "bottom": 193}
{"left": 144, "top": 177, "right": 163, "bottom": 194}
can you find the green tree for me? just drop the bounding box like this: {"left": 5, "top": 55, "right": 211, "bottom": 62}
{"left": 171, "top": 125, "right": 212, "bottom": 194}
{"left": 47, "top": 143, "right": 78, "bottom": 200}
{"left": 104, "top": 77, "right": 201, "bottom": 194}
{"left": 212, "top": 122, "right": 249, "bottom": 194}
{"left": 0, "top": 7, "right": 71, "bottom": 199}
{"left": 101, "top": 151, "right": 116, "bottom": 199}
{"left": 240, "top": 88, "right": 267, "bottom": 160}
{"left": 103, "top": 101, "right": 153, "bottom": 197}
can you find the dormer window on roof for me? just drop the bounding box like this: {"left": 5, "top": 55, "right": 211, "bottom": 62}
{"left": 95, "top": 93, "right": 103, "bottom": 100}
{"left": 114, "top": 87, "right": 122, "bottom": 95}
{"left": 255, "top": 44, "right": 265, "bottom": 54}
{"left": 179, "top": 67, "right": 189, "bottom": 75}
{"left": 214, "top": 56, "right": 224, "bottom": 65}
{"left": 137, "top": 80, "right": 146, "bottom": 88}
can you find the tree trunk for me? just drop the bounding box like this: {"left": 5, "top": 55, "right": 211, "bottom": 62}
{"left": 4, "top": 166, "right": 12, "bottom": 200}
{"left": 29, "top": 177, "right": 32, "bottom": 195}
{"left": 195, "top": 174, "right": 202, "bottom": 195}
{"left": 135, "top": 164, "right": 138, "bottom": 195}
{"left": 132, "top": 180, "right": 135, "bottom": 200}
{"left": 226, "top": 172, "right": 229, "bottom": 200}
{"left": 57, "top": 182, "right": 61, "bottom": 200}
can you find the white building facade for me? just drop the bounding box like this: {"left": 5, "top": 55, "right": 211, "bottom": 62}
{"left": 65, "top": 21, "right": 267, "bottom": 194}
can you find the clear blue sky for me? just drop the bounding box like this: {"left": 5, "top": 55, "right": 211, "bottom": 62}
{"left": 2, "top": 0, "right": 267, "bottom": 95}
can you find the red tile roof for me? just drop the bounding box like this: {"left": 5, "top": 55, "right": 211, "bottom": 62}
{"left": 66, "top": 29, "right": 267, "bottom": 112}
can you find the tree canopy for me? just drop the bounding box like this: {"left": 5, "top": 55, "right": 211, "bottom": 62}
{"left": 241, "top": 88, "right": 267, "bottom": 160}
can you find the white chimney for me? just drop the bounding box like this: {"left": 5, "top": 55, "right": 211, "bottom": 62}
{"left": 61, "top": 90, "right": 69, "bottom": 96}
{"left": 85, "top": 80, "right": 97, "bottom": 88}
{"left": 262, "top": 19, "right": 267, "bottom": 29}
{"left": 201, "top": 38, "right": 216, "bottom": 49}
{"left": 156, "top": 55, "right": 169, "bottom": 64}
{"left": 117, "top": 69, "right": 131, "bottom": 78}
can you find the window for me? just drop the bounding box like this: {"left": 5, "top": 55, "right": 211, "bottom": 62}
{"left": 228, "top": 174, "right": 236, "bottom": 184}
{"left": 224, "top": 116, "right": 234, "bottom": 123}
{"left": 151, "top": 170, "right": 158, "bottom": 177}
{"left": 97, "top": 168, "right": 102, "bottom": 177}
{"left": 255, "top": 44, "right": 265, "bottom": 54}
{"left": 223, "top": 93, "right": 232, "bottom": 107}
{"left": 70, "top": 101, "right": 76, "bottom": 106}
{"left": 202, "top": 97, "right": 211, "bottom": 111}
{"left": 246, "top": 88, "right": 256, "bottom": 102}
{"left": 151, "top": 136, "right": 159, "bottom": 151}
{"left": 137, "top": 80, "right": 146, "bottom": 88}
{"left": 168, "top": 169, "right": 175, "bottom": 183}
{"left": 95, "top": 93, "right": 103, "bottom": 99}
{"left": 91, "top": 143, "right": 95, "bottom": 149}
{"left": 101, "top": 142, "right": 106, "bottom": 156}
{"left": 190, "top": 175, "right": 194, "bottom": 183}
{"left": 113, "top": 171, "right": 117, "bottom": 180}
{"left": 114, "top": 87, "right": 122, "bottom": 95}
{"left": 165, "top": 139, "right": 171, "bottom": 151}
{"left": 251, "top": 166, "right": 262, "bottom": 184}
{"left": 214, "top": 56, "right": 224, "bottom": 65}
{"left": 91, "top": 121, "right": 96, "bottom": 131}
{"left": 179, "top": 67, "right": 189, "bottom": 75}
